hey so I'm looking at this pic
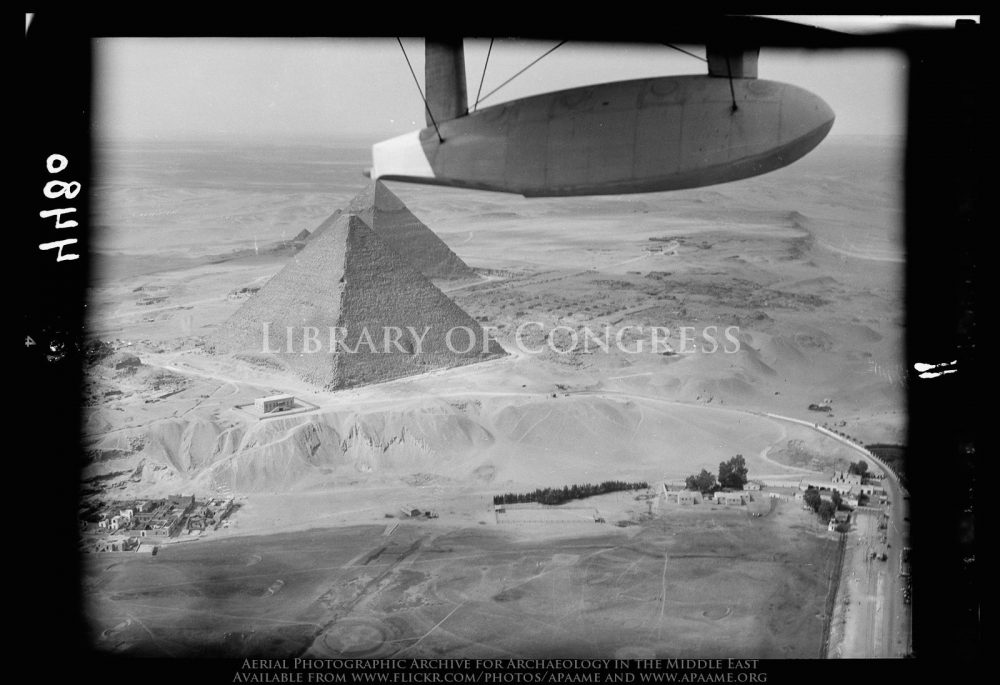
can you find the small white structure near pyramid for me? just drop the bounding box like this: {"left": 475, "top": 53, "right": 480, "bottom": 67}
{"left": 210, "top": 214, "right": 504, "bottom": 390}
{"left": 309, "top": 181, "right": 477, "bottom": 280}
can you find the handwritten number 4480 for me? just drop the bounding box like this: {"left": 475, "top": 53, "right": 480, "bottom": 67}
{"left": 39, "top": 154, "right": 81, "bottom": 262}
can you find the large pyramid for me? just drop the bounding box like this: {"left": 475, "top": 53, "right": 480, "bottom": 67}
{"left": 309, "top": 181, "right": 477, "bottom": 280}
{"left": 210, "top": 214, "right": 504, "bottom": 390}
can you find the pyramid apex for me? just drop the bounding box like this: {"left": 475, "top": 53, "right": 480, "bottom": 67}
{"left": 315, "top": 210, "right": 367, "bottom": 236}
{"left": 371, "top": 180, "right": 407, "bottom": 211}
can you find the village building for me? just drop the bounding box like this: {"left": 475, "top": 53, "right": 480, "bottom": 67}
{"left": 714, "top": 491, "right": 748, "bottom": 506}
{"left": 94, "top": 537, "right": 138, "bottom": 553}
{"left": 832, "top": 471, "right": 864, "bottom": 485}
{"left": 664, "top": 490, "right": 703, "bottom": 505}
{"left": 798, "top": 478, "right": 859, "bottom": 496}
{"left": 187, "top": 515, "right": 208, "bottom": 532}
{"left": 859, "top": 483, "right": 887, "bottom": 497}
{"left": 168, "top": 494, "right": 196, "bottom": 510}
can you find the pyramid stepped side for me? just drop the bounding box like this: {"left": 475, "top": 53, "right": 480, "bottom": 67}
{"left": 208, "top": 218, "right": 351, "bottom": 387}
{"left": 364, "top": 182, "right": 477, "bottom": 280}
{"left": 308, "top": 182, "right": 477, "bottom": 280}
{"left": 307, "top": 208, "right": 343, "bottom": 242}
{"left": 324, "top": 181, "right": 473, "bottom": 280}
{"left": 345, "top": 182, "right": 384, "bottom": 214}
{"left": 334, "top": 217, "right": 504, "bottom": 389}
{"left": 209, "top": 215, "right": 504, "bottom": 391}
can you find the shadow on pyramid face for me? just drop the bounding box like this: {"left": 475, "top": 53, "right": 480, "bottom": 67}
{"left": 209, "top": 213, "right": 505, "bottom": 391}
{"left": 306, "top": 181, "right": 477, "bottom": 281}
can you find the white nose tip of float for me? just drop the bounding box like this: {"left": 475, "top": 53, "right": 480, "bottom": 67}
{"left": 783, "top": 85, "right": 836, "bottom": 144}
{"left": 371, "top": 129, "right": 435, "bottom": 182}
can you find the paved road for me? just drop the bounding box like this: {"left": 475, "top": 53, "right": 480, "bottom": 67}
{"left": 845, "top": 454, "right": 909, "bottom": 657}
{"left": 878, "top": 464, "right": 911, "bottom": 657}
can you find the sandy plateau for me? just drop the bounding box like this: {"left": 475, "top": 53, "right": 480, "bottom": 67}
{"left": 82, "top": 137, "right": 906, "bottom": 657}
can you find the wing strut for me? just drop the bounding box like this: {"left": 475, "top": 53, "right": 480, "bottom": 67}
{"left": 425, "top": 38, "right": 468, "bottom": 126}
{"left": 397, "top": 38, "right": 444, "bottom": 143}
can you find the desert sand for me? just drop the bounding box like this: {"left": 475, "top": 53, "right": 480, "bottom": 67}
{"left": 81, "top": 135, "right": 906, "bottom": 657}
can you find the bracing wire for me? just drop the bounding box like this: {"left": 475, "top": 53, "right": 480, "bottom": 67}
{"left": 475, "top": 40, "right": 567, "bottom": 107}
{"left": 662, "top": 43, "right": 707, "bottom": 63}
{"left": 473, "top": 38, "right": 494, "bottom": 112}
{"left": 725, "top": 54, "right": 738, "bottom": 113}
{"left": 396, "top": 37, "right": 444, "bottom": 143}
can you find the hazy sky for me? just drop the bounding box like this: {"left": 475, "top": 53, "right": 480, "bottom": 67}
{"left": 95, "top": 37, "right": 908, "bottom": 143}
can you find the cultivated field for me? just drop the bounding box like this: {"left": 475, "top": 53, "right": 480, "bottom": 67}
{"left": 85, "top": 497, "right": 841, "bottom": 658}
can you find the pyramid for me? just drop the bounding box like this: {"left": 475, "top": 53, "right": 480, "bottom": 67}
{"left": 309, "top": 181, "right": 477, "bottom": 280}
{"left": 210, "top": 214, "right": 504, "bottom": 390}
{"left": 308, "top": 208, "right": 342, "bottom": 239}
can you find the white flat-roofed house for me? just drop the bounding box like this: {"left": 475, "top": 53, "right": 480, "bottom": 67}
{"left": 800, "top": 479, "right": 853, "bottom": 495}
{"left": 715, "top": 492, "right": 748, "bottom": 506}
{"left": 677, "top": 490, "right": 702, "bottom": 505}
{"left": 665, "top": 490, "right": 703, "bottom": 505}
{"left": 255, "top": 394, "right": 295, "bottom": 414}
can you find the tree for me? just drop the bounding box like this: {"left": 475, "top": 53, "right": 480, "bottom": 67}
{"left": 848, "top": 460, "right": 869, "bottom": 476}
{"left": 803, "top": 488, "right": 821, "bottom": 512}
{"left": 818, "top": 500, "right": 836, "bottom": 521}
{"left": 718, "top": 454, "right": 749, "bottom": 490}
{"left": 685, "top": 469, "right": 717, "bottom": 493}
{"left": 832, "top": 490, "right": 843, "bottom": 510}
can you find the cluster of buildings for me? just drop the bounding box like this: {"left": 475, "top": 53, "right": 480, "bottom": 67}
{"left": 661, "top": 487, "right": 750, "bottom": 507}
{"left": 660, "top": 468, "right": 888, "bottom": 530}
{"left": 80, "top": 494, "right": 238, "bottom": 554}
{"left": 794, "top": 471, "right": 888, "bottom": 508}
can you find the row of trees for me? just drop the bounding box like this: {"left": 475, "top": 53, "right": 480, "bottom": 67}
{"left": 493, "top": 480, "right": 649, "bottom": 507}
{"left": 684, "top": 455, "right": 749, "bottom": 493}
